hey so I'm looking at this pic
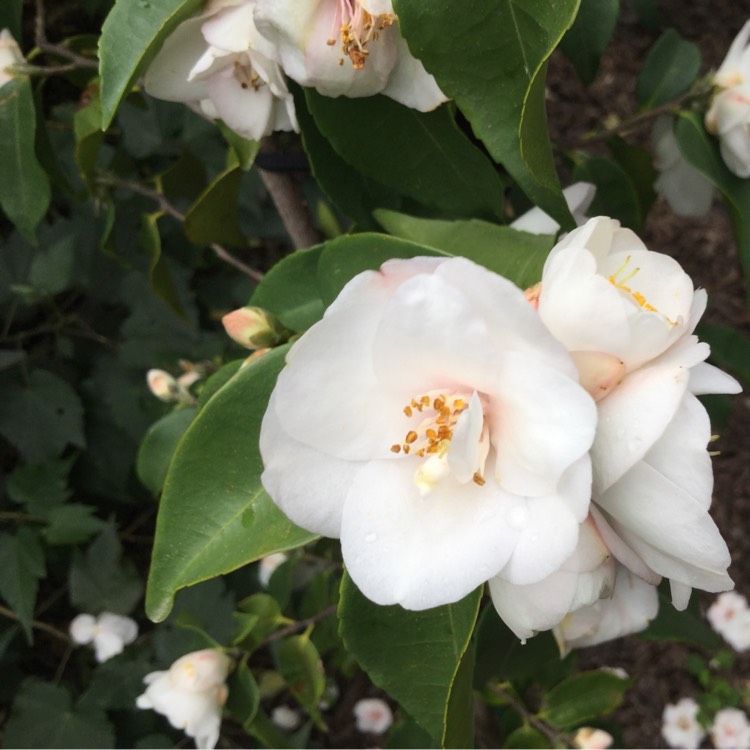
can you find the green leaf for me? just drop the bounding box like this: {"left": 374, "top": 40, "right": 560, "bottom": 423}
{"left": 387, "top": 718, "right": 436, "bottom": 749}
{"left": 233, "top": 593, "right": 285, "bottom": 651}
{"left": 184, "top": 165, "right": 246, "bottom": 247}
{"left": 7, "top": 457, "right": 75, "bottom": 515}
{"left": 146, "top": 346, "right": 316, "bottom": 622}
{"left": 220, "top": 123, "right": 260, "bottom": 171}
{"left": 540, "top": 671, "right": 630, "bottom": 729}
{"left": 73, "top": 84, "right": 104, "bottom": 189}
{"left": 572, "top": 155, "right": 643, "bottom": 230}
{"left": 43, "top": 504, "right": 106, "bottom": 546}
{"left": 98, "top": 0, "right": 203, "bottom": 129}
{"left": 0, "top": 529, "right": 45, "bottom": 642}
{"left": 339, "top": 573, "right": 481, "bottom": 744}
{"left": 560, "top": 0, "right": 619, "bottom": 84}
{"left": 78, "top": 657, "right": 153, "bottom": 711}
{"left": 607, "top": 136, "right": 658, "bottom": 221}
{"left": 226, "top": 660, "right": 261, "bottom": 731}
{"left": 137, "top": 407, "right": 197, "bottom": 495}
{"left": 443, "top": 641, "right": 476, "bottom": 749}
{"left": 504, "top": 726, "right": 551, "bottom": 749}
{"left": 250, "top": 245, "right": 326, "bottom": 332}
{"left": 0, "top": 1, "right": 22, "bottom": 38}
{"left": 699, "top": 323, "right": 750, "bottom": 388}
{"left": 674, "top": 112, "right": 750, "bottom": 299}
{"left": 375, "top": 210, "right": 554, "bottom": 289}
{"left": 69, "top": 524, "right": 143, "bottom": 615}
{"left": 197, "top": 360, "right": 244, "bottom": 410}
{"left": 304, "top": 90, "right": 505, "bottom": 220}
{"left": 636, "top": 29, "right": 701, "bottom": 109}
{"left": 274, "top": 633, "right": 326, "bottom": 728}
{"left": 3, "top": 679, "right": 115, "bottom": 749}
{"left": 395, "top": 0, "right": 579, "bottom": 228}
{"left": 0, "top": 78, "right": 51, "bottom": 241}
{"left": 0, "top": 369, "right": 85, "bottom": 463}
{"left": 139, "top": 210, "right": 187, "bottom": 318}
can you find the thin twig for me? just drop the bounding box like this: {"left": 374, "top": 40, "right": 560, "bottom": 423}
{"left": 0, "top": 603, "right": 73, "bottom": 646}
{"left": 100, "top": 176, "right": 265, "bottom": 282}
{"left": 258, "top": 169, "right": 322, "bottom": 249}
{"left": 488, "top": 683, "right": 562, "bottom": 746}
{"left": 260, "top": 603, "right": 338, "bottom": 648}
{"left": 33, "top": 0, "right": 98, "bottom": 72}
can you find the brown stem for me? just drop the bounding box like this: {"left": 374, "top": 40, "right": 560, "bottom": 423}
{"left": 260, "top": 603, "right": 338, "bottom": 648}
{"left": 488, "top": 683, "right": 565, "bottom": 746}
{"left": 33, "top": 0, "right": 98, "bottom": 72}
{"left": 0, "top": 603, "right": 73, "bottom": 646}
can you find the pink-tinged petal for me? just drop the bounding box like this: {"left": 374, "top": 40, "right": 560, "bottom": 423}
{"left": 260, "top": 391, "right": 357, "bottom": 537}
{"left": 689, "top": 362, "right": 742, "bottom": 395}
{"left": 360, "top": 0, "right": 394, "bottom": 13}
{"left": 145, "top": 16, "right": 213, "bottom": 102}
{"left": 571, "top": 351, "right": 626, "bottom": 402}
{"left": 591, "top": 363, "right": 688, "bottom": 493}
{"left": 381, "top": 35, "right": 448, "bottom": 112}
{"left": 340, "top": 460, "right": 522, "bottom": 609}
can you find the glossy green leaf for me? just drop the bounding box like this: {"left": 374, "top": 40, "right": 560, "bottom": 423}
{"left": 233, "top": 593, "right": 285, "bottom": 650}
{"left": 0, "top": 78, "right": 51, "bottom": 241}
{"left": 636, "top": 29, "right": 701, "bottom": 109}
{"left": 98, "top": 0, "right": 203, "bottom": 129}
{"left": 184, "top": 165, "right": 246, "bottom": 247}
{"left": 540, "top": 670, "right": 630, "bottom": 729}
{"left": 395, "top": 0, "right": 579, "bottom": 228}
{"left": 274, "top": 633, "right": 326, "bottom": 727}
{"left": 504, "top": 726, "right": 552, "bottom": 749}
{"left": 226, "top": 659, "right": 261, "bottom": 731}
{"left": 339, "top": 573, "right": 481, "bottom": 744}
{"left": 560, "top": 0, "right": 619, "bottom": 84}
{"left": 136, "top": 407, "right": 197, "bottom": 495}
{"left": 146, "top": 346, "right": 316, "bottom": 622}
{"left": 197, "top": 360, "right": 244, "bottom": 410}
{"left": 674, "top": 112, "right": 750, "bottom": 298}
{"left": 250, "top": 245, "right": 326, "bottom": 332}
{"left": 443, "top": 641, "right": 476, "bottom": 749}
{"left": 0, "top": 528, "right": 45, "bottom": 642}
{"left": 3, "top": 679, "right": 115, "bottom": 749}
{"left": 139, "top": 211, "right": 186, "bottom": 318}
{"left": 305, "top": 90, "right": 505, "bottom": 220}
{"left": 376, "top": 210, "right": 555, "bottom": 289}
{"left": 572, "top": 155, "right": 643, "bottom": 230}
{"left": 699, "top": 323, "right": 750, "bottom": 387}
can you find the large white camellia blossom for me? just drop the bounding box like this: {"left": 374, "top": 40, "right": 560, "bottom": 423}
{"left": 69, "top": 612, "right": 138, "bottom": 663}
{"left": 651, "top": 116, "right": 715, "bottom": 217}
{"left": 252, "top": 0, "right": 447, "bottom": 111}
{"left": 145, "top": 0, "right": 297, "bottom": 141}
{"left": 136, "top": 649, "right": 231, "bottom": 750}
{"left": 537, "top": 217, "right": 741, "bottom": 610}
{"left": 705, "top": 20, "right": 750, "bottom": 178}
{"left": 261, "top": 256, "right": 597, "bottom": 612}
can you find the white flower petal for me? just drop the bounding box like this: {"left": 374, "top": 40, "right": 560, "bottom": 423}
{"left": 381, "top": 35, "right": 447, "bottom": 111}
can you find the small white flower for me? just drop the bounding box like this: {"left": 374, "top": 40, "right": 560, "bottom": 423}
{"left": 707, "top": 591, "right": 749, "bottom": 633}
{"left": 711, "top": 707, "right": 750, "bottom": 750}
{"left": 147, "top": 368, "right": 195, "bottom": 404}
{"left": 0, "top": 29, "right": 23, "bottom": 88}
{"left": 271, "top": 705, "right": 301, "bottom": 731}
{"left": 258, "top": 552, "right": 288, "bottom": 586}
{"left": 69, "top": 612, "right": 138, "bottom": 663}
{"left": 651, "top": 116, "right": 715, "bottom": 217}
{"left": 136, "top": 649, "right": 231, "bottom": 750}
{"left": 573, "top": 727, "right": 614, "bottom": 749}
{"left": 510, "top": 182, "right": 596, "bottom": 236}
{"left": 662, "top": 697, "right": 706, "bottom": 749}
{"left": 353, "top": 697, "right": 393, "bottom": 734}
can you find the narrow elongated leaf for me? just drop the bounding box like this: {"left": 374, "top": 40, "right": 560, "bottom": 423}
{"left": 0, "top": 529, "right": 45, "bottom": 642}
{"left": 339, "top": 573, "right": 481, "bottom": 744}
{"left": 98, "top": 0, "right": 203, "bottom": 128}
{"left": 146, "top": 346, "right": 316, "bottom": 622}
{"left": 139, "top": 210, "right": 186, "bottom": 318}
{"left": 395, "top": 0, "right": 579, "bottom": 228}
{"left": 305, "top": 90, "right": 505, "bottom": 220}
{"left": 225, "top": 660, "right": 261, "bottom": 731}
{"left": 0, "top": 78, "right": 51, "bottom": 240}
{"left": 636, "top": 29, "right": 701, "bottom": 109}
{"left": 560, "top": 0, "right": 619, "bottom": 84}
{"left": 274, "top": 634, "right": 326, "bottom": 727}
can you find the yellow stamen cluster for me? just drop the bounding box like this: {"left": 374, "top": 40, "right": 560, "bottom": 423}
{"left": 327, "top": 4, "right": 394, "bottom": 69}
{"left": 607, "top": 256, "right": 659, "bottom": 313}
{"left": 390, "top": 394, "right": 467, "bottom": 457}
{"left": 234, "top": 60, "right": 260, "bottom": 90}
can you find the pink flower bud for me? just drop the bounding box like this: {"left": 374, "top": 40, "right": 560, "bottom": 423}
{"left": 146, "top": 369, "right": 180, "bottom": 402}
{"left": 222, "top": 306, "right": 284, "bottom": 350}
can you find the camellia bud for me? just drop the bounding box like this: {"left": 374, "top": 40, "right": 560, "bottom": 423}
{"left": 222, "top": 306, "right": 285, "bottom": 350}
{"left": 146, "top": 369, "right": 180, "bottom": 402}
{"left": 0, "top": 29, "right": 24, "bottom": 89}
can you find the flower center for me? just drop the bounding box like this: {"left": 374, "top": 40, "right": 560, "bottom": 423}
{"left": 607, "top": 256, "right": 658, "bottom": 313}
{"left": 233, "top": 58, "right": 262, "bottom": 90}
{"left": 390, "top": 390, "right": 489, "bottom": 494}
{"left": 327, "top": 0, "right": 395, "bottom": 69}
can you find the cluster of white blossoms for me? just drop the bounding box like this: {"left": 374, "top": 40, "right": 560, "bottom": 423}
{"left": 260, "top": 215, "right": 741, "bottom": 645}
{"left": 146, "top": 0, "right": 447, "bottom": 140}
{"left": 706, "top": 20, "right": 750, "bottom": 178}
{"left": 663, "top": 697, "right": 750, "bottom": 750}
{"left": 69, "top": 612, "right": 138, "bottom": 663}
{"left": 707, "top": 591, "right": 750, "bottom": 651}
{"left": 136, "top": 649, "right": 231, "bottom": 750}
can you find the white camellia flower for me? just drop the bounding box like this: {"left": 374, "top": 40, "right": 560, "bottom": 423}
{"left": 260, "top": 256, "right": 597, "bottom": 612}
{"left": 271, "top": 705, "right": 301, "bottom": 731}
{"left": 510, "top": 182, "right": 596, "bottom": 236}
{"left": 69, "top": 612, "right": 138, "bottom": 663}
{"left": 705, "top": 21, "right": 750, "bottom": 178}
{"left": 554, "top": 565, "right": 659, "bottom": 653}
{"left": 252, "top": 0, "right": 447, "bottom": 111}
{"left": 707, "top": 592, "right": 750, "bottom": 651}
{"left": 145, "top": 0, "right": 297, "bottom": 141}
{"left": 353, "top": 697, "right": 393, "bottom": 734}
{"left": 662, "top": 697, "right": 706, "bottom": 749}
{"left": 651, "top": 116, "right": 715, "bottom": 217}
{"left": 136, "top": 649, "right": 231, "bottom": 750}
{"left": 0, "top": 29, "right": 23, "bottom": 88}
{"left": 537, "top": 217, "right": 740, "bottom": 610}
{"left": 258, "top": 551, "right": 288, "bottom": 586}
{"left": 711, "top": 708, "right": 750, "bottom": 749}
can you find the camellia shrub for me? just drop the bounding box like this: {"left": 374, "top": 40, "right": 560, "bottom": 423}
{"left": 1, "top": 0, "right": 750, "bottom": 748}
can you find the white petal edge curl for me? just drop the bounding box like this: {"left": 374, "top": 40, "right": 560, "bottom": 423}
{"left": 381, "top": 35, "right": 448, "bottom": 112}
{"left": 689, "top": 362, "right": 742, "bottom": 395}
